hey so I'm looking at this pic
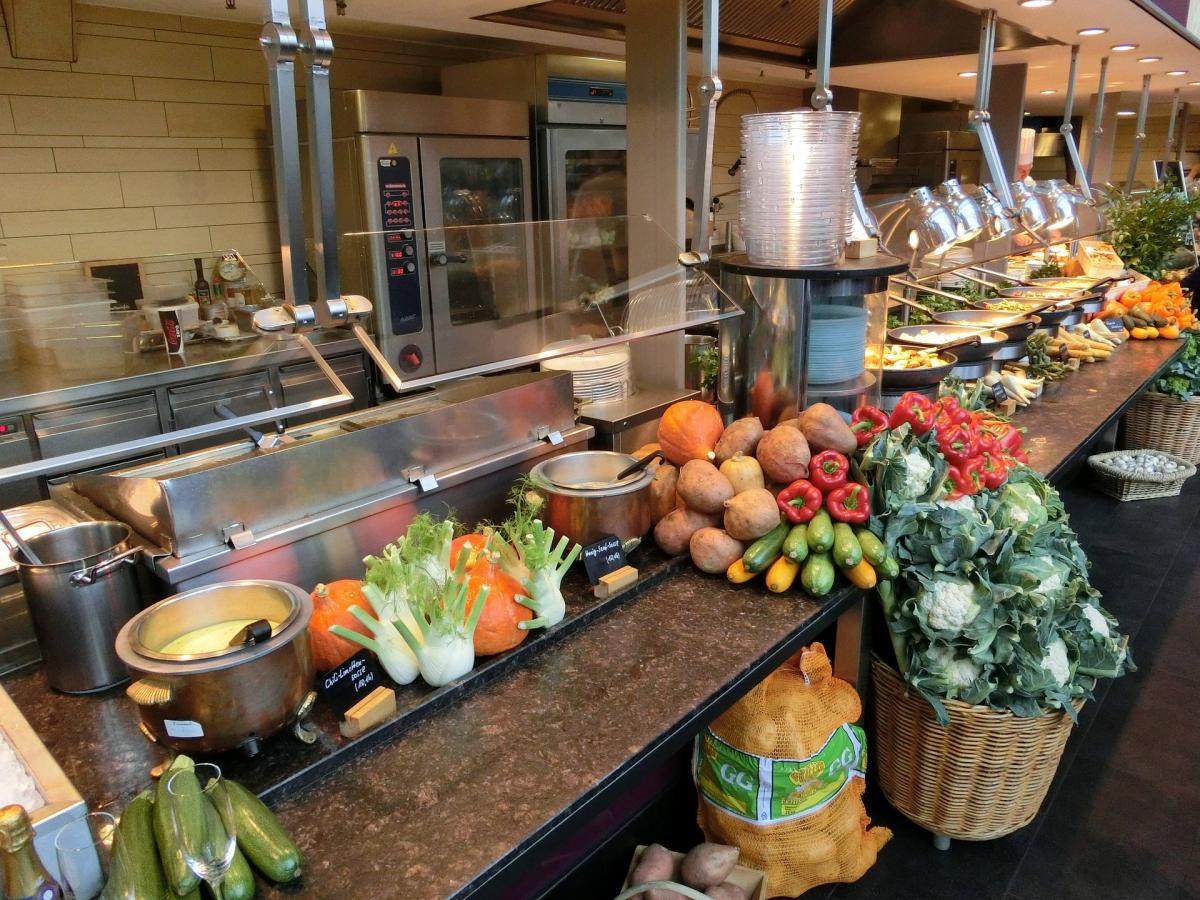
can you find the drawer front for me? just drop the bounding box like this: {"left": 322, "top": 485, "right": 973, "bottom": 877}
{"left": 167, "top": 372, "right": 272, "bottom": 452}
{"left": 0, "top": 429, "right": 39, "bottom": 509}
{"left": 32, "top": 394, "right": 160, "bottom": 459}
{"left": 279, "top": 354, "right": 369, "bottom": 427}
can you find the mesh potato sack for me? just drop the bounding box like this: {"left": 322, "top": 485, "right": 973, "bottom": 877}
{"left": 695, "top": 642, "right": 891, "bottom": 896}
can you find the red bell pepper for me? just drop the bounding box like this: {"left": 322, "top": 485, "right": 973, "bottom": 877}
{"left": 947, "top": 459, "right": 983, "bottom": 496}
{"left": 888, "top": 392, "right": 935, "bottom": 435}
{"left": 850, "top": 406, "right": 889, "bottom": 446}
{"left": 978, "top": 451, "right": 1008, "bottom": 491}
{"left": 809, "top": 450, "right": 850, "bottom": 493}
{"left": 1011, "top": 448, "right": 1030, "bottom": 465}
{"left": 976, "top": 429, "right": 1000, "bottom": 457}
{"left": 826, "top": 482, "right": 870, "bottom": 523}
{"left": 937, "top": 420, "right": 980, "bottom": 466}
{"left": 934, "top": 396, "right": 971, "bottom": 425}
{"left": 777, "top": 479, "right": 823, "bottom": 524}
{"left": 984, "top": 420, "right": 1023, "bottom": 453}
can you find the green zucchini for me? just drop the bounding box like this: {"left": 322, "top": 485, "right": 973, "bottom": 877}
{"left": 218, "top": 779, "right": 303, "bottom": 884}
{"left": 782, "top": 524, "right": 809, "bottom": 563}
{"left": 877, "top": 554, "right": 900, "bottom": 580}
{"left": 855, "top": 527, "right": 887, "bottom": 568}
{"left": 801, "top": 552, "right": 835, "bottom": 597}
{"left": 831, "top": 523, "right": 862, "bottom": 569}
{"left": 154, "top": 756, "right": 202, "bottom": 897}
{"left": 742, "top": 522, "right": 789, "bottom": 573}
{"left": 202, "top": 795, "right": 256, "bottom": 900}
{"left": 102, "top": 791, "right": 166, "bottom": 900}
{"left": 806, "top": 510, "right": 834, "bottom": 553}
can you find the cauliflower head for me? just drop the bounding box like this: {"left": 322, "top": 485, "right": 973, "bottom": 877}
{"left": 1082, "top": 604, "right": 1110, "bottom": 637}
{"left": 917, "top": 579, "right": 982, "bottom": 634}
{"left": 901, "top": 448, "right": 934, "bottom": 498}
{"left": 925, "top": 643, "right": 984, "bottom": 689}
{"left": 1041, "top": 637, "right": 1071, "bottom": 685}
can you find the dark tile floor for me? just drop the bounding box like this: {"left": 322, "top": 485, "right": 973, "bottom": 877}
{"left": 825, "top": 475, "right": 1200, "bottom": 900}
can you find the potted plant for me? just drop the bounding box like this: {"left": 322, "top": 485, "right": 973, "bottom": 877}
{"left": 1107, "top": 182, "right": 1200, "bottom": 280}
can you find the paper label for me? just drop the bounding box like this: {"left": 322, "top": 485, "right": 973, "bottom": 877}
{"left": 164, "top": 719, "right": 204, "bottom": 739}
{"left": 694, "top": 724, "right": 866, "bottom": 825}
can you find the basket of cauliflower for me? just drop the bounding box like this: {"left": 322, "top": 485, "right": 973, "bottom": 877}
{"left": 857, "top": 423, "right": 1134, "bottom": 845}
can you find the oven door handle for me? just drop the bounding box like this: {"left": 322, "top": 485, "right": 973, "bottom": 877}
{"left": 429, "top": 251, "right": 469, "bottom": 266}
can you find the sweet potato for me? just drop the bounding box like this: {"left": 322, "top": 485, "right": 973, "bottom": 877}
{"left": 777, "top": 418, "right": 801, "bottom": 431}
{"left": 650, "top": 464, "right": 679, "bottom": 523}
{"left": 714, "top": 417, "right": 763, "bottom": 463}
{"left": 799, "top": 403, "right": 857, "bottom": 454}
{"left": 756, "top": 426, "right": 811, "bottom": 484}
{"left": 705, "top": 884, "right": 748, "bottom": 900}
{"left": 654, "top": 507, "right": 720, "bottom": 556}
{"left": 630, "top": 844, "right": 677, "bottom": 898}
{"left": 677, "top": 460, "right": 735, "bottom": 514}
{"left": 723, "top": 488, "right": 780, "bottom": 541}
{"left": 681, "top": 843, "right": 739, "bottom": 890}
{"left": 689, "top": 528, "right": 745, "bottom": 574}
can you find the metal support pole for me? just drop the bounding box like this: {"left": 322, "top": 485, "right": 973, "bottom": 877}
{"left": 1125, "top": 73, "right": 1153, "bottom": 194}
{"left": 261, "top": 0, "right": 307, "bottom": 307}
{"left": 1166, "top": 87, "right": 1182, "bottom": 162}
{"left": 811, "top": 0, "right": 833, "bottom": 111}
{"left": 1086, "top": 56, "right": 1109, "bottom": 183}
{"left": 688, "top": 0, "right": 721, "bottom": 255}
{"left": 1060, "top": 45, "right": 1093, "bottom": 201}
{"left": 969, "top": 9, "right": 1016, "bottom": 211}
{"left": 299, "top": 0, "right": 346, "bottom": 326}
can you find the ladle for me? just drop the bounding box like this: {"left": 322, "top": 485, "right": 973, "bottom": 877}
{"left": 0, "top": 509, "right": 40, "bottom": 565}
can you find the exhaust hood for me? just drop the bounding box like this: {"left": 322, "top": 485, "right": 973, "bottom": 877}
{"left": 482, "top": 0, "right": 1056, "bottom": 68}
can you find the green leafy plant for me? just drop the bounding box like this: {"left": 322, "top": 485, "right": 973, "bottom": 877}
{"left": 696, "top": 343, "right": 719, "bottom": 392}
{"left": 1153, "top": 329, "right": 1200, "bottom": 400}
{"left": 1027, "top": 261, "right": 1063, "bottom": 279}
{"left": 1107, "top": 182, "right": 1200, "bottom": 280}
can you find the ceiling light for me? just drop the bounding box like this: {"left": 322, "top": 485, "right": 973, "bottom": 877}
{"left": 1040, "top": 90, "right": 1057, "bottom": 94}
{"left": 1116, "top": 110, "right": 1137, "bottom": 117}
{"left": 1137, "top": 56, "right": 1163, "bottom": 63}
{"left": 1019, "top": 0, "right": 1054, "bottom": 6}
{"left": 1077, "top": 27, "right": 1108, "bottom": 36}
{"left": 1167, "top": 70, "right": 1188, "bottom": 76}
{"left": 1111, "top": 43, "right": 1138, "bottom": 52}
{"left": 959, "top": 71, "right": 977, "bottom": 77}
{"left": 1190, "top": 81, "right": 1200, "bottom": 86}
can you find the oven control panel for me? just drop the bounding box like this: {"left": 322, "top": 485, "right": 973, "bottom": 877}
{"left": 376, "top": 157, "right": 421, "bottom": 336}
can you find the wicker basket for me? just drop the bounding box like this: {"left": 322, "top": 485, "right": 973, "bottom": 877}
{"left": 1087, "top": 449, "right": 1196, "bottom": 501}
{"left": 871, "top": 657, "right": 1079, "bottom": 843}
{"left": 1121, "top": 391, "right": 1200, "bottom": 464}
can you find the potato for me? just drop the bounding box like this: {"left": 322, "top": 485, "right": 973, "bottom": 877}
{"left": 677, "top": 460, "right": 735, "bottom": 514}
{"left": 654, "top": 507, "right": 720, "bottom": 556}
{"left": 799, "top": 403, "right": 857, "bottom": 454}
{"left": 681, "top": 843, "right": 739, "bottom": 890}
{"left": 689, "top": 528, "right": 745, "bottom": 574}
{"left": 722, "top": 488, "right": 780, "bottom": 541}
{"left": 756, "top": 426, "right": 811, "bottom": 484}
{"left": 705, "top": 883, "right": 747, "bottom": 900}
{"left": 777, "top": 418, "right": 801, "bottom": 431}
{"left": 650, "top": 464, "right": 679, "bottom": 524}
{"left": 714, "top": 417, "right": 763, "bottom": 463}
{"left": 631, "top": 844, "right": 680, "bottom": 899}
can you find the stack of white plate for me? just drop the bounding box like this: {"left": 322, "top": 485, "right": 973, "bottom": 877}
{"left": 541, "top": 343, "right": 632, "bottom": 404}
{"left": 807, "top": 305, "right": 867, "bottom": 385}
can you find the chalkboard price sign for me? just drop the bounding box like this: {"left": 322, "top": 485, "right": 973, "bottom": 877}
{"left": 582, "top": 533, "right": 627, "bottom": 585}
{"left": 320, "top": 649, "right": 381, "bottom": 716}
{"left": 990, "top": 382, "right": 1009, "bottom": 405}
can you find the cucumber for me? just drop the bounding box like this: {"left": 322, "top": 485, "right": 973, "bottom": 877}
{"left": 742, "top": 522, "right": 789, "bottom": 573}
{"left": 203, "top": 795, "right": 256, "bottom": 900}
{"left": 102, "top": 791, "right": 166, "bottom": 900}
{"left": 782, "top": 524, "right": 809, "bottom": 562}
{"left": 218, "top": 779, "right": 303, "bottom": 884}
{"left": 831, "top": 522, "right": 862, "bottom": 569}
{"left": 801, "top": 552, "right": 835, "bottom": 597}
{"left": 154, "top": 756, "right": 202, "bottom": 897}
{"left": 855, "top": 527, "right": 887, "bottom": 568}
{"left": 1122, "top": 315, "right": 1136, "bottom": 329}
{"left": 806, "top": 510, "right": 834, "bottom": 553}
{"left": 877, "top": 555, "right": 900, "bottom": 580}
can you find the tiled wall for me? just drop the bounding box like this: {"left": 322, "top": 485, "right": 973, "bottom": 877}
{"left": 0, "top": 4, "right": 497, "bottom": 291}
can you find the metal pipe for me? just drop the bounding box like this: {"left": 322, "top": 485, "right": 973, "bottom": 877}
{"left": 260, "top": 0, "right": 307, "bottom": 307}
{"left": 1165, "top": 87, "right": 1181, "bottom": 161}
{"left": 890, "top": 276, "right": 970, "bottom": 304}
{"left": 1125, "top": 73, "right": 1153, "bottom": 194}
{"left": 1060, "top": 45, "right": 1094, "bottom": 201}
{"left": 811, "top": 0, "right": 833, "bottom": 110}
{"left": 974, "top": 8, "right": 996, "bottom": 114}
{"left": 298, "top": 0, "right": 344, "bottom": 325}
{"left": 688, "top": 0, "right": 722, "bottom": 255}
{"left": 1086, "top": 56, "right": 1109, "bottom": 183}
{"left": 969, "top": 9, "right": 1015, "bottom": 210}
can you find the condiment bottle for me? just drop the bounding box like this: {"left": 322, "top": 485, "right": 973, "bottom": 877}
{"left": 0, "top": 805, "right": 61, "bottom": 900}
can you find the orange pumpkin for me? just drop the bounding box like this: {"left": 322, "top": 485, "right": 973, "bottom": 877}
{"left": 309, "top": 580, "right": 373, "bottom": 672}
{"left": 657, "top": 400, "right": 724, "bottom": 466}
{"left": 463, "top": 556, "right": 532, "bottom": 656}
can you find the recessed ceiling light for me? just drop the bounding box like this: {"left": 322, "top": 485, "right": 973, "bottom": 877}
{"left": 1111, "top": 43, "right": 1138, "bottom": 52}
{"left": 1040, "top": 90, "right": 1057, "bottom": 94}
{"left": 1019, "top": 0, "right": 1054, "bottom": 7}
{"left": 1138, "top": 56, "right": 1163, "bottom": 63}
{"left": 1190, "top": 81, "right": 1200, "bottom": 86}
{"left": 958, "top": 71, "right": 977, "bottom": 77}
{"left": 1167, "top": 70, "right": 1188, "bottom": 76}
{"left": 1077, "top": 27, "right": 1108, "bottom": 36}
{"left": 1116, "top": 110, "right": 1137, "bottom": 117}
